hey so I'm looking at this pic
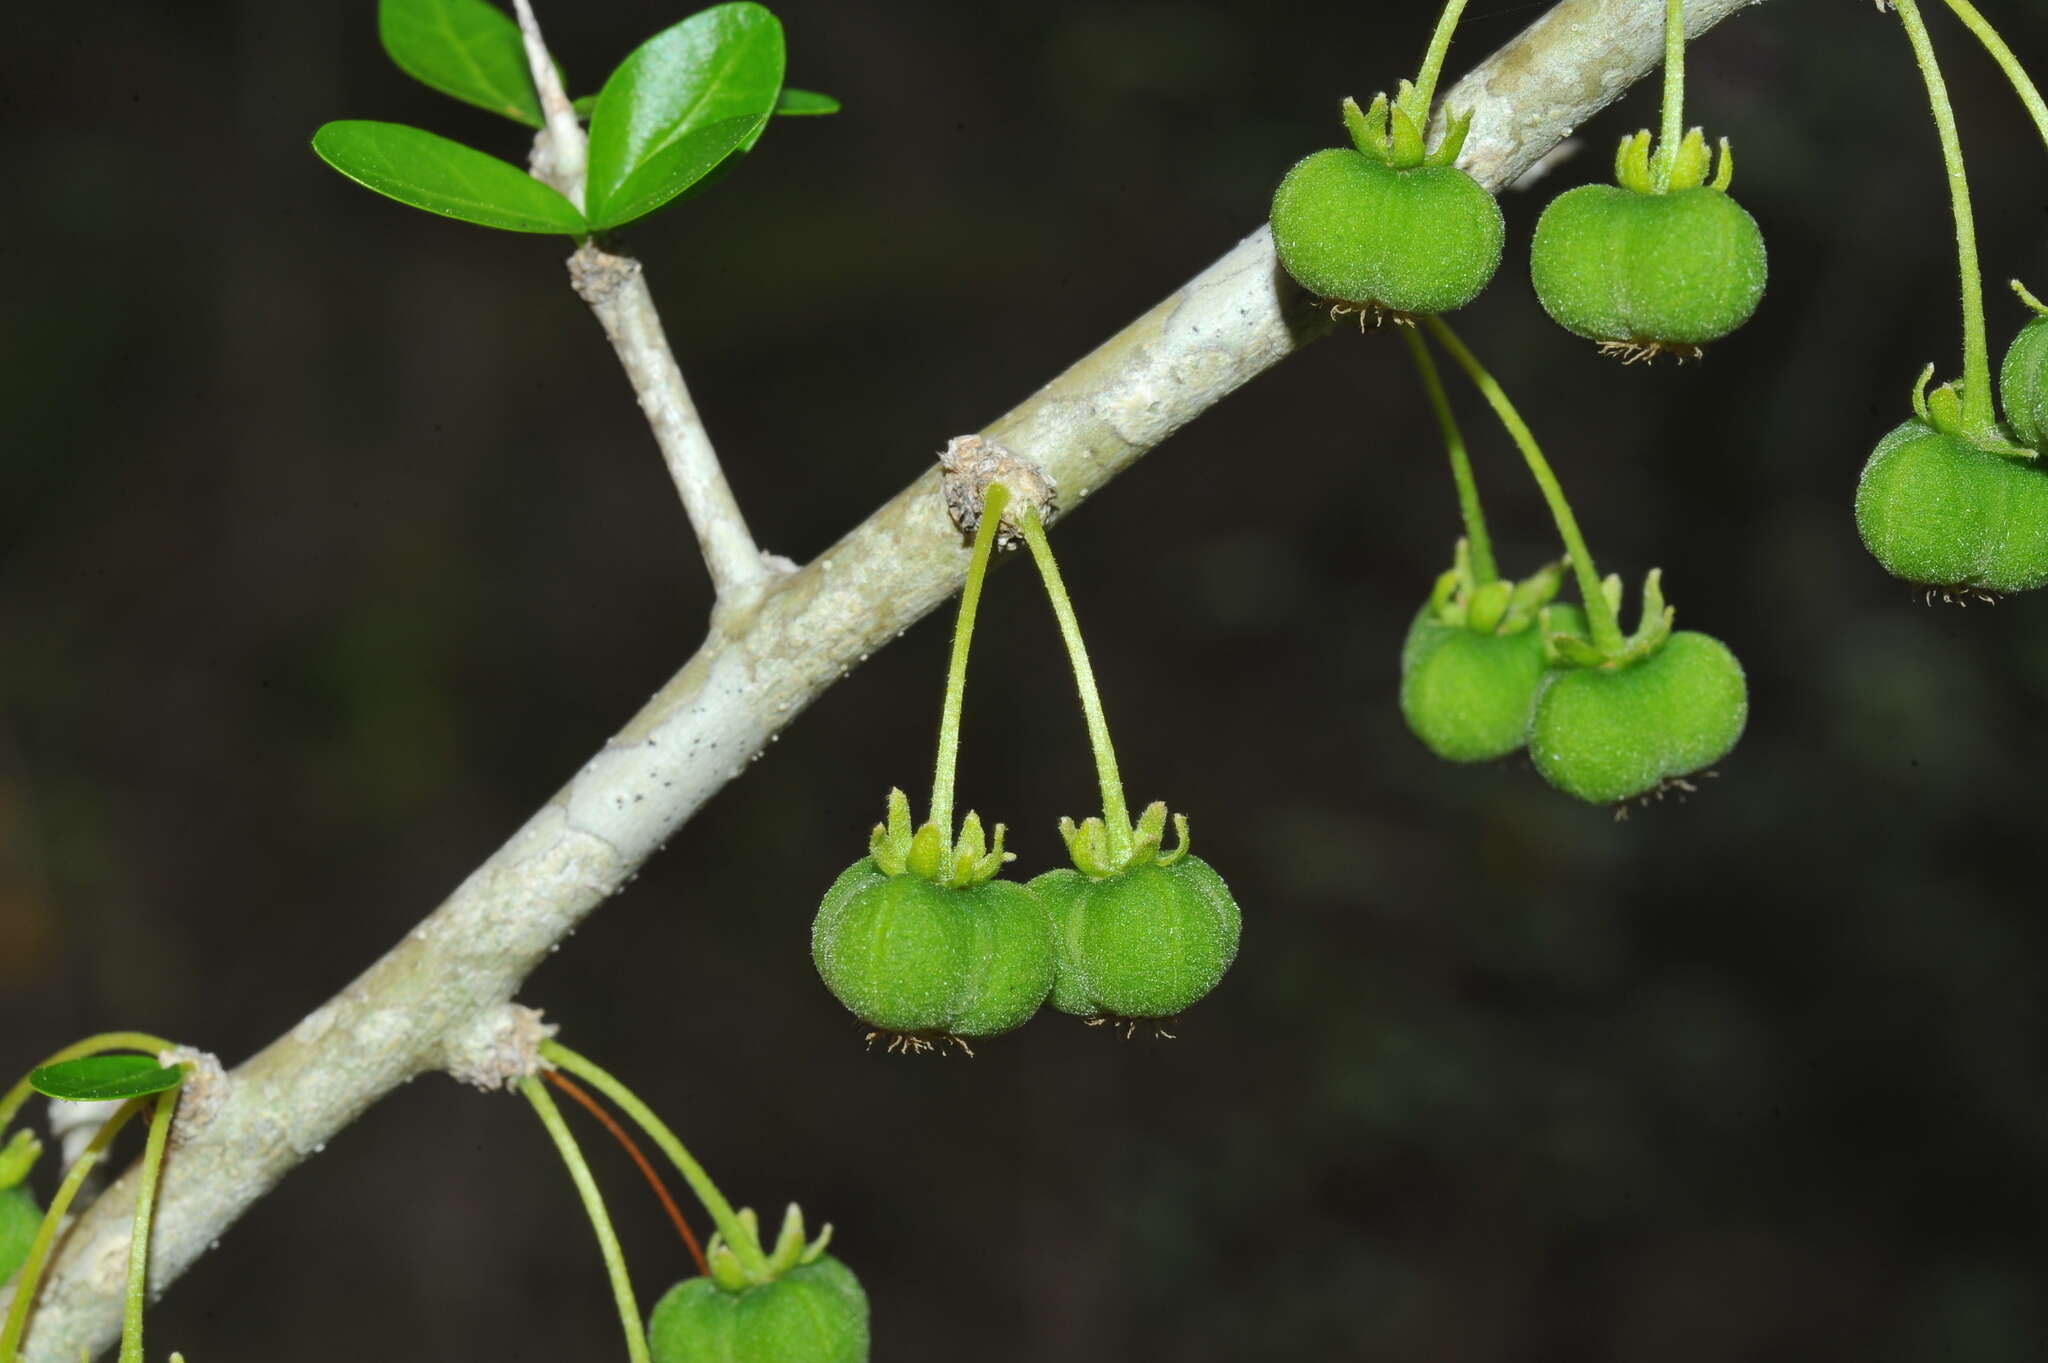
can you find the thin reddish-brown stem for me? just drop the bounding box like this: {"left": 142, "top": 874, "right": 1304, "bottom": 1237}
{"left": 543, "top": 1068, "right": 708, "bottom": 1276}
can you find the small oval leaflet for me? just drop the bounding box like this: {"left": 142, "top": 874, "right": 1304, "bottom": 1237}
{"left": 28, "top": 1054, "right": 185, "bottom": 1103}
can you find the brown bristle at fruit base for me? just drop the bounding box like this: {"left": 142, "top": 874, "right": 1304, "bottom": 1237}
{"left": 863, "top": 1030, "right": 975, "bottom": 1058}
{"left": 1918, "top": 585, "right": 2002, "bottom": 607}
{"left": 1596, "top": 339, "right": 1706, "bottom": 366}
{"left": 1325, "top": 299, "right": 1420, "bottom": 332}
{"left": 1612, "top": 769, "right": 1720, "bottom": 822}
{"left": 1082, "top": 1016, "right": 1180, "bottom": 1041}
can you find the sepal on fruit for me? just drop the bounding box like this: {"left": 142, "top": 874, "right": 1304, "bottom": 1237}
{"left": 1058, "top": 801, "right": 1189, "bottom": 879}
{"left": 866, "top": 788, "right": 1013, "bottom": 888}
{"left": 1542, "top": 569, "right": 1674, "bottom": 669}
{"left": 1615, "top": 127, "right": 1734, "bottom": 194}
{"left": 704, "top": 1203, "right": 836, "bottom": 1291}
{"left": 1909, "top": 364, "right": 2034, "bottom": 460}
{"left": 1423, "top": 539, "right": 1566, "bottom": 636}
{"left": 1341, "top": 86, "right": 1474, "bottom": 170}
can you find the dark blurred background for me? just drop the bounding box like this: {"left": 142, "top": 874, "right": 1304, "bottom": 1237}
{"left": 5, "top": 1, "right": 2048, "bottom": 1359}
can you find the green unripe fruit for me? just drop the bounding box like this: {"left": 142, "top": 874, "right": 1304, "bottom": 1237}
{"left": 1526, "top": 630, "right": 1747, "bottom": 804}
{"left": 1400, "top": 602, "right": 1589, "bottom": 763}
{"left": 1030, "top": 856, "right": 1240, "bottom": 1020}
{"left": 648, "top": 1258, "right": 870, "bottom": 1363}
{"left": 1854, "top": 419, "right": 2048, "bottom": 594}
{"left": 811, "top": 859, "right": 1053, "bottom": 1038}
{"left": 0, "top": 1186, "right": 39, "bottom": 1284}
{"left": 1529, "top": 185, "right": 1766, "bottom": 350}
{"left": 2000, "top": 314, "right": 2048, "bottom": 451}
{"left": 1271, "top": 150, "right": 1504, "bottom": 315}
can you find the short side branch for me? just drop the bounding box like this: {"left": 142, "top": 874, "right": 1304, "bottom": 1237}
{"left": 511, "top": 0, "right": 587, "bottom": 210}
{"left": 18, "top": 2, "right": 1766, "bottom": 1356}
{"left": 569, "top": 244, "right": 785, "bottom": 602}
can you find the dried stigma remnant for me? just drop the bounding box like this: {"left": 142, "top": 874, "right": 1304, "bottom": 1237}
{"left": 938, "top": 435, "right": 1056, "bottom": 545}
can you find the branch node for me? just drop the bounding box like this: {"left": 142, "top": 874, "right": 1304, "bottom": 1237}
{"left": 939, "top": 435, "right": 1057, "bottom": 546}
{"left": 441, "top": 1005, "right": 558, "bottom": 1092}
{"left": 160, "top": 1047, "right": 227, "bottom": 1148}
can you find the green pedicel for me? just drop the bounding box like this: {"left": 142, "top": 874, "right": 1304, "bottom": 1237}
{"left": 648, "top": 1256, "right": 870, "bottom": 1363}
{"left": 809, "top": 481, "right": 1054, "bottom": 1043}
{"left": 1853, "top": 2, "right": 2048, "bottom": 595}
{"left": 1422, "top": 316, "right": 1748, "bottom": 804}
{"left": 1527, "top": 629, "right": 1748, "bottom": 804}
{"left": 1014, "top": 504, "right": 1242, "bottom": 1023}
{"left": 537, "top": 1044, "right": 870, "bottom": 1363}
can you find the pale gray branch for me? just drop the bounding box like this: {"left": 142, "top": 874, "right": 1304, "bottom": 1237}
{"left": 569, "top": 243, "right": 788, "bottom": 603}
{"left": 511, "top": 0, "right": 587, "bottom": 210}
{"left": 18, "top": 2, "right": 1766, "bottom": 1356}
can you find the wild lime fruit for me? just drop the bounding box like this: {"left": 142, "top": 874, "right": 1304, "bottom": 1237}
{"left": 1530, "top": 184, "right": 1766, "bottom": 351}
{"left": 1854, "top": 419, "right": 2048, "bottom": 594}
{"left": 811, "top": 861, "right": 1052, "bottom": 1040}
{"left": 1398, "top": 550, "right": 1585, "bottom": 763}
{"left": 1272, "top": 151, "right": 1504, "bottom": 315}
{"left": 0, "top": 1185, "right": 39, "bottom": 1283}
{"left": 1028, "top": 803, "right": 1240, "bottom": 1021}
{"left": 811, "top": 791, "right": 1054, "bottom": 1043}
{"left": 1999, "top": 312, "right": 2048, "bottom": 451}
{"left": 648, "top": 1257, "right": 870, "bottom": 1363}
{"left": 1526, "top": 630, "right": 1747, "bottom": 804}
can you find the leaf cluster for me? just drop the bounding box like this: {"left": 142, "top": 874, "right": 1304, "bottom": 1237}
{"left": 312, "top": 0, "right": 838, "bottom": 236}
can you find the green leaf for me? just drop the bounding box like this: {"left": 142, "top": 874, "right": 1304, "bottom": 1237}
{"left": 593, "top": 116, "right": 766, "bottom": 230}
{"left": 584, "top": 1, "right": 785, "bottom": 229}
{"left": 312, "top": 121, "right": 587, "bottom": 234}
{"left": 378, "top": 0, "right": 543, "bottom": 127}
{"left": 29, "top": 1056, "right": 183, "bottom": 1103}
{"left": 774, "top": 88, "right": 840, "bottom": 116}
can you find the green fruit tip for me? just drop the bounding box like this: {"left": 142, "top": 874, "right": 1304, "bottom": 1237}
{"left": 1543, "top": 568, "right": 1674, "bottom": 670}
{"left": 868, "top": 787, "right": 1014, "bottom": 887}
{"left": 1059, "top": 800, "right": 1190, "bottom": 879}
{"left": 1428, "top": 541, "right": 1566, "bottom": 635}
{"left": 1910, "top": 365, "right": 2035, "bottom": 458}
{"left": 1616, "top": 127, "right": 1734, "bottom": 195}
{"left": 1342, "top": 85, "right": 1474, "bottom": 170}
{"left": 706, "top": 1203, "right": 835, "bottom": 1292}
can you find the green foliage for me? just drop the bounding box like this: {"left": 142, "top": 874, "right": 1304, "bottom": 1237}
{"left": 774, "top": 89, "right": 840, "bottom": 116}
{"left": 1529, "top": 184, "right": 1767, "bottom": 350}
{"left": 1527, "top": 630, "right": 1748, "bottom": 804}
{"left": 321, "top": 2, "right": 822, "bottom": 235}
{"left": 1031, "top": 854, "right": 1240, "bottom": 1021}
{"left": 1401, "top": 601, "right": 1588, "bottom": 764}
{"left": 1999, "top": 312, "right": 2048, "bottom": 450}
{"left": 583, "top": 2, "right": 786, "bottom": 230}
{"left": 310, "top": 120, "right": 586, "bottom": 232}
{"left": 0, "top": 1186, "right": 39, "bottom": 1286}
{"left": 1855, "top": 419, "right": 2048, "bottom": 593}
{"left": 28, "top": 1054, "right": 183, "bottom": 1103}
{"left": 377, "top": 0, "right": 545, "bottom": 126}
{"left": 1270, "top": 149, "right": 1503, "bottom": 315}
{"left": 648, "top": 1258, "right": 869, "bottom": 1363}
{"left": 811, "top": 859, "right": 1054, "bottom": 1038}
